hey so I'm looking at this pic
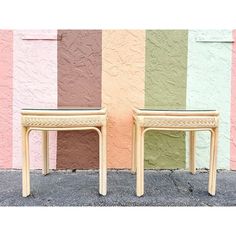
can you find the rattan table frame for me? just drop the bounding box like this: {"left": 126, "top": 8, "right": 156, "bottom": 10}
{"left": 132, "top": 109, "right": 219, "bottom": 197}
{"left": 21, "top": 108, "right": 107, "bottom": 197}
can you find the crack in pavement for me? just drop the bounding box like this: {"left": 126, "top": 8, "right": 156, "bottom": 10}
{"left": 168, "top": 171, "right": 186, "bottom": 195}
{"left": 187, "top": 182, "right": 194, "bottom": 192}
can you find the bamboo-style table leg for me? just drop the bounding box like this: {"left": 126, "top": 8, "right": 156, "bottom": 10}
{"left": 42, "top": 130, "right": 49, "bottom": 175}
{"left": 208, "top": 128, "right": 219, "bottom": 196}
{"left": 136, "top": 124, "right": 144, "bottom": 197}
{"left": 22, "top": 126, "right": 30, "bottom": 197}
{"left": 189, "top": 131, "right": 196, "bottom": 174}
{"left": 131, "top": 121, "right": 136, "bottom": 173}
{"left": 99, "top": 124, "right": 107, "bottom": 196}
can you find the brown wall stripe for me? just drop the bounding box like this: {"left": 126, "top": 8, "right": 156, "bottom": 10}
{"left": 57, "top": 30, "right": 102, "bottom": 169}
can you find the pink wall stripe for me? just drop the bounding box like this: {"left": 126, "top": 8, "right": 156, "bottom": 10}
{"left": 0, "top": 30, "right": 13, "bottom": 168}
{"left": 13, "top": 30, "right": 57, "bottom": 169}
{"left": 230, "top": 30, "right": 236, "bottom": 170}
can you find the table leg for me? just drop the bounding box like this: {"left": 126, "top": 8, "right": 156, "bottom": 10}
{"left": 131, "top": 121, "right": 136, "bottom": 173}
{"left": 208, "top": 128, "right": 219, "bottom": 196}
{"left": 42, "top": 130, "right": 49, "bottom": 175}
{"left": 99, "top": 125, "right": 107, "bottom": 196}
{"left": 189, "top": 131, "right": 196, "bottom": 174}
{"left": 22, "top": 126, "right": 30, "bottom": 197}
{"left": 136, "top": 125, "right": 144, "bottom": 197}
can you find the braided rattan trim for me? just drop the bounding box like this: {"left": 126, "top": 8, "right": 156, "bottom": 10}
{"left": 22, "top": 116, "right": 105, "bottom": 127}
{"left": 140, "top": 117, "right": 218, "bottom": 128}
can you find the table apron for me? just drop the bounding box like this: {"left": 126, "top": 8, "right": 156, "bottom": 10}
{"left": 21, "top": 115, "right": 106, "bottom": 128}
{"left": 134, "top": 115, "right": 219, "bottom": 129}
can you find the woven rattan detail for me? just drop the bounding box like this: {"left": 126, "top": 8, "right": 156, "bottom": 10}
{"left": 22, "top": 116, "right": 105, "bottom": 127}
{"left": 136, "top": 117, "right": 218, "bottom": 128}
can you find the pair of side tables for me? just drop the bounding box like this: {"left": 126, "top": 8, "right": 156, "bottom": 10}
{"left": 21, "top": 108, "right": 219, "bottom": 197}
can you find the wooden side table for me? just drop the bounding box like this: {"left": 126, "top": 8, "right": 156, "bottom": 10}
{"left": 21, "top": 108, "right": 107, "bottom": 197}
{"left": 132, "top": 109, "right": 219, "bottom": 197}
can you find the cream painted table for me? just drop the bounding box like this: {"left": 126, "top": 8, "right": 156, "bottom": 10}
{"left": 21, "top": 108, "right": 107, "bottom": 197}
{"left": 132, "top": 109, "right": 219, "bottom": 197}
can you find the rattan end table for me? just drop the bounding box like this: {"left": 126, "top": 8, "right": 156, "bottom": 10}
{"left": 21, "top": 108, "right": 107, "bottom": 197}
{"left": 132, "top": 108, "right": 219, "bottom": 197}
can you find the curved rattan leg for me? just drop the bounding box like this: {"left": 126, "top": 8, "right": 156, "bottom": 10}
{"left": 189, "top": 131, "right": 196, "bottom": 174}
{"left": 208, "top": 128, "right": 218, "bottom": 196}
{"left": 131, "top": 121, "right": 136, "bottom": 173}
{"left": 22, "top": 127, "right": 30, "bottom": 197}
{"left": 99, "top": 125, "right": 107, "bottom": 196}
{"left": 136, "top": 124, "right": 144, "bottom": 197}
{"left": 42, "top": 130, "right": 49, "bottom": 175}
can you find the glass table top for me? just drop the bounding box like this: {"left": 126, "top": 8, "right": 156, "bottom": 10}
{"left": 138, "top": 108, "right": 216, "bottom": 111}
{"left": 22, "top": 108, "right": 216, "bottom": 111}
{"left": 22, "top": 107, "right": 102, "bottom": 111}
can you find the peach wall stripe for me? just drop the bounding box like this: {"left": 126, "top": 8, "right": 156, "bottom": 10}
{"left": 0, "top": 30, "right": 13, "bottom": 168}
{"left": 230, "top": 30, "right": 236, "bottom": 170}
{"left": 102, "top": 30, "right": 145, "bottom": 168}
{"left": 13, "top": 30, "right": 57, "bottom": 169}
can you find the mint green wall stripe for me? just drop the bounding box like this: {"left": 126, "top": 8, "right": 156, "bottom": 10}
{"left": 186, "top": 30, "right": 232, "bottom": 169}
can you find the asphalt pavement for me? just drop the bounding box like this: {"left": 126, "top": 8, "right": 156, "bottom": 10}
{"left": 0, "top": 169, "right": 235, "bottom": 206}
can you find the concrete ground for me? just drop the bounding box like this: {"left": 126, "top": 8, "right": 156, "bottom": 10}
{"left": 0, "top": 170, "right": 235, "bottom": 206}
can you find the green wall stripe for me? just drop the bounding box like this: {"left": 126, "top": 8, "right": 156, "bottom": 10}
{"left": 144, "top": 30, "right": 188, "bottom": 169}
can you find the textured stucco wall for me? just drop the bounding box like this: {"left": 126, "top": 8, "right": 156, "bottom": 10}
{"left": 0, "top": 29, "right": 235, "bottom": 170}
{"left": 57, "top": 30, "right": 102, "bottom": 169}
{"left": 230, "top": 30, "right": 236, "bottom": 170}
{"left": 102, "top": 30, "right": 145, "bottom": 168}
{"left": 0, "top": 30, "right": 13, "bottom": 168}
{"left": 186, "top": 30, "right": 232, "bottom": 169}
{"left": 13, "top": 30, "right": 58, "bottom": 169}
{"left": 144, "top": 30, "right": 188, "bottom": 169}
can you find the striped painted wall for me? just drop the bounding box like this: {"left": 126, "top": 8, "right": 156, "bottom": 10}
{"left": 0, "top": 30, "right": 236, "bottom": 170}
